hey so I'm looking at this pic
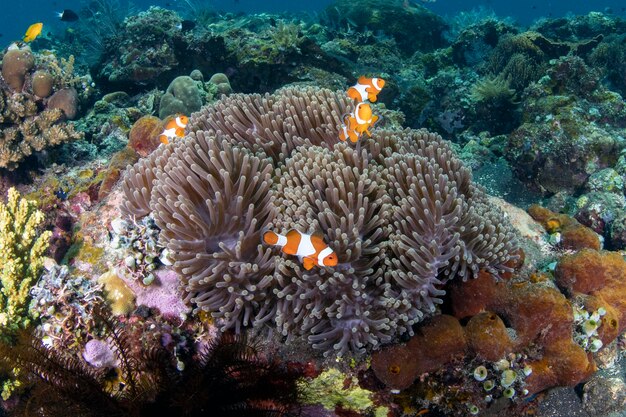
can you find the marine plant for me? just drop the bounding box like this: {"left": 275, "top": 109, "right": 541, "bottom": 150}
{"left": 120, "top": 87, "right": 518, "bottom": 356}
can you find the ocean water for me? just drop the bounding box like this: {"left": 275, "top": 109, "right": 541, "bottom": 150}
{"left": 2, "top": 0, "right": 626, "bottom": 416}
{"left": 2, "top": 0, "right": 626, "bottom": 44}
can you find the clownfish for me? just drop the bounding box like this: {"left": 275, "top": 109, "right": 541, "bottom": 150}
{"left": 338, "top": 124, "right": 360, "bottom": 143}
{"left": 23, "top": 23, "right": 43, "bottom": 43}
{"left": 263, "top": 229, "right": 338, "bottom": 270}
{"left": 159, "top": 115, "right": 189, "bottom": 145}
{"left": 347, "top": 76, "right": 385, "bottom": 103}
{"left": 344, "top": 102, "right": 379, "bottom": 137}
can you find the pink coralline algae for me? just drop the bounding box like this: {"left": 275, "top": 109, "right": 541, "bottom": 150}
{"left": 120, "top": 268, "right": 190, "bottom": 319}
{"left": 82, "top": 339, "right": 116, "bottom": 368}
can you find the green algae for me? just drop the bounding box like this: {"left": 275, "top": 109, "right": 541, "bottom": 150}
{"left": 298, "top": 368, "right": 377, "bottom": 412}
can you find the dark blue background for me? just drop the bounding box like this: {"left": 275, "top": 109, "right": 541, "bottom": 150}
{"left": 1, "top": 0, "right": 625, "bottom": 50}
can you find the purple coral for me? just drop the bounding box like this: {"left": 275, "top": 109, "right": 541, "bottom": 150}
{"left": 121, "top": 268, "right": 191, "bottom": 319}
{"left": 82, "top": 339, "right": 116, "bottom": 368}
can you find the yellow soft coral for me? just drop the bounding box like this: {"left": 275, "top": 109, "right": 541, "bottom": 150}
{"left": 0, "top": 187, "right": 51, "bottom": 341}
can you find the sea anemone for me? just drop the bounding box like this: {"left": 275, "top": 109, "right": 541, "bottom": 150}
{"left": 120, "top": 87, "right": 519, "bottom": 356}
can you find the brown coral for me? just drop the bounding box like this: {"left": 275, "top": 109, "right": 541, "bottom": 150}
{"left": 47, "top": 88, "right": 79, "bottom": 120}
{"left": 1, "top": 48, "right": 35, "bottom": 91}
{"left": 127, "top": 115, "right": 163, "bottom": 157}
{"left": 32, "top": 71, "right": 54, "bottom": 98}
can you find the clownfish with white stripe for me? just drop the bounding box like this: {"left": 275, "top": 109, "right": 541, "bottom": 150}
{"left": 159, "top": 115, "right": 189, "bottom": 145}
{"left": 263, "top": 229, "right": 338, "bottom": 270}
{"left": 347, "top": 76, "right": 385, "bottom": 103}
{"left": 340, "top": 102, "right": 379, "bottom": 141}
{"left": 338, "top": 123, "right": 360, "bottom": 143}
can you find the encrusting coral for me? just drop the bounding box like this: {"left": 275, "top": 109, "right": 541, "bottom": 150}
{"left": 0, "top": 188, "right": 51, "bottom": 342}
{"left": 120, "top": 87, "right": 518, "bottom": 356}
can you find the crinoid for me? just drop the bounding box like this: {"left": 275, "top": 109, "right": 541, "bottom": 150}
{"left": 0, "top": 315, "right": 301, "bottom": 416}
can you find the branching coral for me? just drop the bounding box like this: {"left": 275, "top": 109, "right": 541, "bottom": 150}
{"left": 0, "top": 100, "right": 82, "bottom": 169}
{"left": 0, "top": 47, "right": 84, "bottom": 169}
{"left": 0, "top": 188, "right": 51, "bottom": 342}
{"left": 120, "top": 87, "right": 519, "bottom": 356}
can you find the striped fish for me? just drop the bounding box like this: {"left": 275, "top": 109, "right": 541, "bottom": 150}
{"left": 263, "top": 229, "right": 338, "bottom": 270}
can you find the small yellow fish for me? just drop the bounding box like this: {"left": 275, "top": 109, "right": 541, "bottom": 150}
{"left": 23, "top": 23, "right": 43, "bottom": 43}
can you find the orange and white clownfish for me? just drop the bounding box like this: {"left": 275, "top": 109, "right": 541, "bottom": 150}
{"left": 338, "top": 123, "right": 360, "bottom": 143}
{"left": 347, "top": 76, "right": 385, "bottom": 103}
{"left": 159, "top": 115, "right": 189, "bottom": 145}
{"left": 263, "top": 229, "right": 338, "bottom": 270}
{"left": 344, "top": 102, "right": 379, "bottom": 137}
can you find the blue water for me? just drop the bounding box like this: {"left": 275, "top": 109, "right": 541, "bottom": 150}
{"left": 2, "top": 0, "right": 625, "bottom": 46}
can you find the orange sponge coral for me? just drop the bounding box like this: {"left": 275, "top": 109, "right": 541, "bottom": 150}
{"left": 556, "top": 249, "right": 626, "bottom": 335}
{"left": 373, "top": 271, "right": 595, "bottom": 396}
{"left": 465, "top": 312, "right": 514, "bottom": 362}
{"left": 528, "top": 204, "right": 600, "bottom": 250}
{"left": 371, "top": 315, "right": 467, "bottom": 391}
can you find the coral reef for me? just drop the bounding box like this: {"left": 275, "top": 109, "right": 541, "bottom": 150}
{"left": 371, "top": 269, "right": 597, "bottom": 414}
{"left": 97, "top": 7, "right": 182, "bottom": 86}
{"left": 120, "top": 87, "right": 518, "bottom": 355}
{"left": 0, "top": 46, "right": 85, "bottom": 169}
{"left": 2, "top": 4, "right": 626, "bottom": 416}
{"left": 158, "top": 75, "right": 202, "bottom": 118}
{"left": 506, "top": 55, "right": 626, "bottom": 194}
{"left": 370, "top": 206, "right": 626, "bottom": 415}
{"left": 324, "top": 0, "right": 448, "bottom": 55}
